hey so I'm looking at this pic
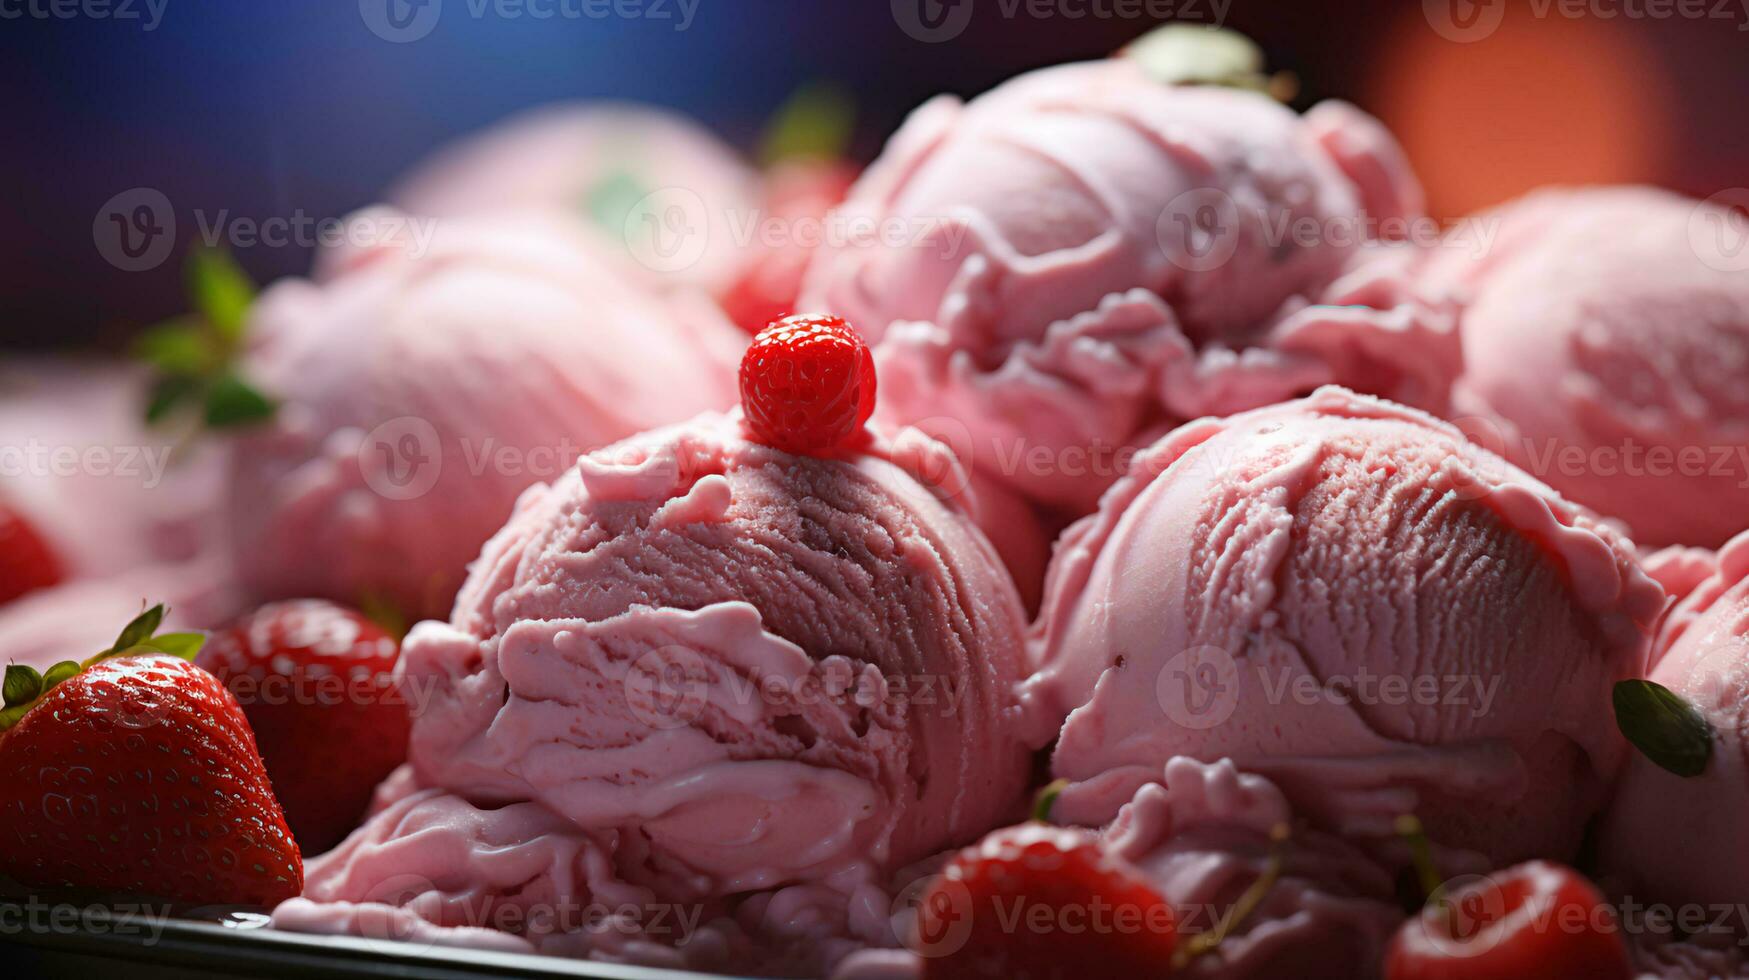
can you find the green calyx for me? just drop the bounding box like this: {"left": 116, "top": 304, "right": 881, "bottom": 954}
{"left": 137, "top": 248, "right": 277, "bottom": 431}
{"left": 0, "top": 604, "right": 207, "bottom": 733}
{"left": 1122, "top": 24, "right": 1299, "bottom": 102}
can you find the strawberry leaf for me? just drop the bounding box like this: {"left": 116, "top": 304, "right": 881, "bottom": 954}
{"left": 0, "top": 703, "right": 27, "bottom": 732}
{"left": 188, "top": 248, "right": 256, "bottom": 344}
{"left": 135, "top": 318, "right": 217, "bottom": 376}
{"left": 3, "top": 665, "right": 42, "bottom": 707}
{"left": 759, "top": 83, "right": 855, "bottom": 167}
{"left": 145, "top": 373, "right": 203, "bottom": 426}
{"left": 111, "top": 604, "right": 167, "bottom": 655}
{"left": 1614, "top": 679, "right": 1715, "bottom": 778}
{"left": 40, "top": 660, "right": 81, "bottom": 693}
{"left": 141, "top": 632, "right": 207, "bottom": 661}
{"left": 203, "top": 372, "right": 277, "bottom": 428}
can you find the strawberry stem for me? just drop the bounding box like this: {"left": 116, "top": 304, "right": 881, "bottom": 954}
{"left": 1396, "top": 814, "right": 1445, "bottom": 907}
{"left": 1172, "top": 822, "right": 1291, "bottom": 969}
{"left": 1031, "top": 778, "right": 1070, "bottom": 824}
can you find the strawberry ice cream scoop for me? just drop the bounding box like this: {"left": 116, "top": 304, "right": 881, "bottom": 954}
{"left": 800, "top": 57, "right": 1449, "bottom": 513}
{"left": 1441, "top": 186, "right": 1749, "bottom": 549}
{"left": 1107, "top": 758, "right": 1403, "bottom": 980}
{"left": 286, "top": 414, "right": 1032, "bottom": 967}
{"left": 389, "top": 102, "right": 759, "bottom": 296}
{"left": 1027, "top": 387, "right": 1665, "bottom": 866}
{"left": 227, "top": 212, "right": 743, "bottom": 620}
{"left": 1600, "top": 530, "right": 1749, "bottom": 914}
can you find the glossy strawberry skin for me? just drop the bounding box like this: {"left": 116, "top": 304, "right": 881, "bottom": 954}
{"left": 196, "top": 600, "right": 406, "bottom": 855}
{"left": 0, "top": 503, "right": 63, "bottom": 604}
{"left": 1386, "top": 861, "right": 1631, "bottom": 980}
{"left": 917, "top": 824, "right": 1178, "bottom": 980}
{"left": 739, "top": 313, "right": 877, "bottom": 455}
{"left": 0, "top": 655, "right": 302, "bottom": 907}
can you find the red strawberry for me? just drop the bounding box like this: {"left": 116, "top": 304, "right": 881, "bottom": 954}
{"left": 719, "top": 160, "right": 858, "bottom": 335}
{"left": 1385, "top": 861, "right": 1631, "bottom": 980}
{"left": 196, "top": 600, "right": 406, "bottom": 854}
{"left": 0, "top": 606, "right": 301, "bottom": 906}
{"left": 0, "top": 502, "right": 63, "bottom": 604}
{"left": 914, "top": 823, "right": 1178, "bottom": 979}
{"left": 739, "top": 313, "right": 877, "bottom": 455}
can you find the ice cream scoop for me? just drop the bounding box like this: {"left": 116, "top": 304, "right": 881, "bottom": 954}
{"left": 1440, "top": 186, "right": 1749, "bottom": 549}
{"left": 1599, "top": 529, "right": 1749, "bottom": 915}
{"left": 1027, "top": 387, "right": 1664, "bottom": 866}
{"left": 0, "top": 558, "right": 242, "bottom": 671}
{"left": 226, "top": 212, "right": 743, "bottom": 620}
{"left": 0, "top": 359, "right": 227, "bottom": 578}
{"left": 800, "top": 55, "right": 1447, "bottom": 514}
{"left": 280, "top": 413, "right": 1033, "bottom": 970}
{"left": 1107, "top": 757, "right": 1403, "bottom": 980}
{"left": 389, "top": 102, "right": 759, "bottom": 297}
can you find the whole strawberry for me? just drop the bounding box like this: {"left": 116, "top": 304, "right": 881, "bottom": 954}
{"left": 739, "top": 313, "right": 877, "bottom": 455}
{"left": 914, "top": 822, "right": 1178, "bottom": 979}
{"left": 0, "top": 606, "right": 302, "bottom": 906}
{"left": 1386, "top": 861, "right": 1631, "bottom": 980}
{"left": 197, "top": 600, "right": 406, "bottom": 854}
{"left": 0, "top": 502, "right": 63, "bottom": 604}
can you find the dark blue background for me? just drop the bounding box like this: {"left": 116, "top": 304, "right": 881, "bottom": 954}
{"left": 2, "top": 1, "right": 1742, "bottom": 349}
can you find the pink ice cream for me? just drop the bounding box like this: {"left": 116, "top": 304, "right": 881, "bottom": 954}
{"left": 0, "top": 558, "right": 242, "bottom": 671}
{"left": 1027, "top": 387, "right": 1665, "bottom": 865}
{"left": 275, "top": 414, "right": 1033, "bottom": 974}
{"left": 227, "top": 212, "right": 743, "bottom": 620}
{"left": 1441, "top": 186, "right": 1749, "bottom": 549}
{"left": 836, "top": 757, "right": 1401, "bottom": 980}
{"left": 800, "top": 56, "right": 1451, "bottom": 513}
{"left": 0, "top": 359, "right": 227, "bottom": 577}
{"left": 389, "top": 103, "right": 760, "bottom": 296}
{"left": 1106, "top": 758, "right": 1402, "bottom": 980}
{"left": 1600, "top": 530, "right": 1749, "bottom": 915}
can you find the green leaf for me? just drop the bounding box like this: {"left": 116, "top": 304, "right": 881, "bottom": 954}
{"left": 40, "top": 661, "right": 81, "bottom": 693}
{"left": 187, "top": 248, "right": 256, "bottom": 343}
{"left": 759, "top": 83, "right": 856, "bottom": 167}
{"left": 203, "top": 372, "right": 277, "bottom": 429}
{"left": 140, "top": 632, "right": 207, "bottom": 662}
{"left": 581, "top": 169, "right": 651, "bottom": 234}
{"left": 1122, "top": 24, "right": 1295, "bottom": 100}
{"left": 0, "top": 703, "right": 29, "bottom": 732}
{"left": 3, "top": 665, "right": 42, "bottom": 708}
{"left": 1614, "top": 679, "right": 1715, "bottom": 778}
{"left": 111, "top": 604, "right": 167, "bottom": 655}
{"left": 144, "top": 373, "right": 203, "bottom": 426}
{"left": 135, "top": 318, "right": 217, "bottom": 376}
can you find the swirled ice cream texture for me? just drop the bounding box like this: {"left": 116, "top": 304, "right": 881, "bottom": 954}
{"left": 279, "top": 414, "right": 1032, "bottom": 972}
{"left": 1028, "top": 387, "right": 1664, "bottom": 865}
{"left": 800, "top": 58, "right": 1450, "bottom": 512}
